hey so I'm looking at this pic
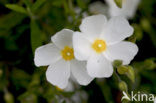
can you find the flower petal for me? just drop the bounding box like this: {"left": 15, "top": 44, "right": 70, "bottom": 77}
{"left": 104, "top": 41, "right": 138, "bottom": 65}
{"left": 101, "top": 16, "right": 134, "bottom": 45}
{"left": 87, "top": 54, "right": 113, "bottom": 78}
{"left": 80, "top": 14, "right": 107, "bottom": 41}
{"left": 34, "top": 43, "right": 61, "bottom": 67}
{"left": 64, "top": 80, "right": 74, "bottom": 92}
{"left": 46, "top": 59, "right": 70, "bottom": 89}
{"left": 73, "top": 32, "right": 93, "bottom": 61}
{"left": 51, "top": 29, "right": 74, "bottom": 49}
{"left": 71, "top": 60, "right": 93, "bottom": 85}
{"left": 106, "top": 0, "right": 140, "bottom": 19}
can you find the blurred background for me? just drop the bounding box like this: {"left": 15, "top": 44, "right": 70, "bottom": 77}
{"left": 0, "top": 0, "right": 156, "bottom": 103}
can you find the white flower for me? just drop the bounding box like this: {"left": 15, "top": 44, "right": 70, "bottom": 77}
{"left": 154, "top": 98, "right": 156, "bottom": 103}
{"left": 73, "top": 14, "right": 138, "bottom": 78}
{"left": 56, "top": 80, "right": 75, "bottom": 92}
{"left": 106, "top": 0, "right": 140, "bottom": 19}
{"left": 63, "top": 81, "right": 74, "bottom": 92}
{"left": 89, "top": 1, "right": 108, "bottom": 15}
{"left": 34, "top": 29, "right": 93, "bottom": 89}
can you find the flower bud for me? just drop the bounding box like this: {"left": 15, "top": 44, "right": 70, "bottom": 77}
{"left": 117, "top": 65, "right": 128, "bottom": 75}
{"left": 4, "top": 92, "right": 14, "bottom": 103}
{"left": 141, "top": 18, "right": 151, "bottom": 32}
{"left": 113, "top": 60, "right": 123, "bottom": 68}
{"left": 132, "top": 24, "right": 143, "bottom": 41}
{"left": 114, "top": 0, "right": 122, "bottom": 8}
{"left": 118, "top": 81, "right": 127, "bottom": 92}
{"left": 0, "top": 69, "right": 3, "bottom": 77}
{"left": 144, "top": 59, "right": 156, "bottom": 70}
{"left": 127, "top": 66, "right": 135, "bottom": 83}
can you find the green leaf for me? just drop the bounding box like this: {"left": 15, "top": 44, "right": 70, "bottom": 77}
{"left": 52, "top": 0, "right": 64, "bottom": 7}
{"left": 0, "top": 12, "right": 26, "bottom": 31}
{"left": 30, "top": 20, "right": 42, "bottom": 53}
{"left": 5, "top": 4, "right": 27, "bottom": 14}
{"left": 31, "top": 0, "right": 46, "bottom": 12}
{"left": 11, "top": 69, "right": 31, "bottom": 89}
{"left": 24, "top": 0, "right": 32, "bottom": 7}
{"left": 76, "top": 0, "right": 86, "bottom": 9}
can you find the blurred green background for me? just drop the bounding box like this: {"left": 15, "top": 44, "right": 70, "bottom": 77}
{"left": 0, "top": 0, "right": 156, "bottom": 103}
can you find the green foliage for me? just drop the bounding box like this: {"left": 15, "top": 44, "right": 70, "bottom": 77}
{"left": 31, "top": 0, "right": 46, "bottom": 13}
{"left": 5, "top": 4, "right": 27, "bottom": 14}
{"left": 30, "top": 19, "right": 42, "bottom": 53}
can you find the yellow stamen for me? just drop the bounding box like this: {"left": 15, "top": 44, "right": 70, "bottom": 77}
{"left": 92, "top": 39, "right": 107, "bottom": 53}
{"left": 61, "top": 46, "right": 74, "bottom": 61}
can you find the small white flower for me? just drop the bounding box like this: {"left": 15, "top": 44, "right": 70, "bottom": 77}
{"left": 34, "top": 29, "right": 93, "bottom": 89}
{"left": 89, "top": 1, "right": 108, "bottom": 15}
{"left": 56, "top": 80, "right": 75, "bottom": 92}
{"left": 73, "top": 14, "right": 138, "bottom": 78}
{"left": 154, "top": 98, "right": 156, "bottom": 103}
{"left": 106, "top": 0, "right": 140, "bottom": 19}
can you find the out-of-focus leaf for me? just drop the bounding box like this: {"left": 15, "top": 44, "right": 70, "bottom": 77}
{"left": 5, "top": 4, "right": 27, "bottom": 14}
{"left": 11, "top": 68, "right": 31, "bottom": 89}
{"left": 18, "top": 92, "right": 37, "bottom": 103}
{"left": 24, "top": 0, "right": 32, "bottom": 7}
{"left": 0, "top": 12, "right": 25, "bottom": 31}
{"left": 5, "top": 37, "right": 18, "bottom": 51}
{"left": 52, "top": 0, "right": 64, "bottom": 7}
{"left": 96, "top": 80, "right": 114, "bottom": 103}
{"left": 132, "top": 24, "right": 143, "bottom": 41}
{"left": 76, "top": 0, "right": 86, "bottom": 9}
{"left": 141, "top": 18, "right": 156, "bottom": 47}
{"left": 31, "top": 0, "right": 46, "bottom": 12}
{"left": 30, "top": 19, "right": 42, "bottom": 53}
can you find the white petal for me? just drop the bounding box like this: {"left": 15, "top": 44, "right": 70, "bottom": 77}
{"left": 104, "top": 41, "right": 138, "bottom": 65}
{"left": 34, "top": 43, "right": 61, "bottom": 67}
{"left": 80, "top": 14, "right": 107, "bottom": 41}
{"left": 71, "top": 60, "right": 93, "bottom": 85}
{"left": 106, "top": 0, "right": 140, "bottom": 19}
{"left": 51, "top": 29, "right": 74, "bottom": 49}
{"left": 46, "top": 60, "right": 70, "bottom": 89}
{"left": 89, "top": 1, "right": 108, "bottom": 15}
{"left": 87, "top": 54, "right": 113, "bottom": 78}
{"left": 73, "top": 32, "right": 93, "bottom": 61}
{"left": 64, "top": 81, "right": 74, "bottom": 92}
{"left": 101, "top": 16, "right": 134, "bottom": 45}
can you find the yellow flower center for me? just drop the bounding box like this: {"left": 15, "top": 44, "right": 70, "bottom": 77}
{"left": 61, "top": 46, "right": 74, "bottom": 61}
{"left": 92, "top": 39, "right": 107, "bottom": 53}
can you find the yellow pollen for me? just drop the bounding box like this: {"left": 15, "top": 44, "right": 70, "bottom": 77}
{"left": 92, "top": 39, "right": 107, "bottom": 53}
{"left": 61, "top": 46, "right": 74, "bottom": 61}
